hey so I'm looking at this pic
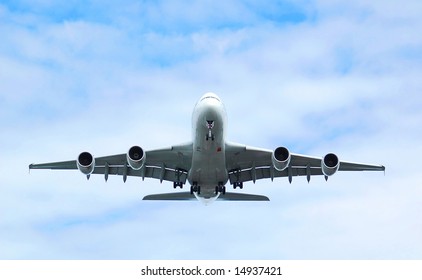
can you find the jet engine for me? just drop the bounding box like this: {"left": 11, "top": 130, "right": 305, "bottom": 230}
{"left": 272, "top": 146, "right": 291, "bottom": 171}
{"left": 322, "top": 153, "right": 340, "bottom": 176}
{"left": 127, "top": 146, "right": 146, "bottom": 170}
{"left": 77, "top": 152, "right": 95, "bottom": 175}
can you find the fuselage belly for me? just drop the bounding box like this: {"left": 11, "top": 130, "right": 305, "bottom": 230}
{"left": 188, "top": 93, "right": 228, "bottom": 198}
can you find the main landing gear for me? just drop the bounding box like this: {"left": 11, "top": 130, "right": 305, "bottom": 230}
{"left": 233, "top": 182, "right": 243, "bottom": 189}
{"left": 190, "top": 183, "right": 201, "bottom": 195}
{"left": 173, "top": 182, "right": 183, "bottom": 189}
{"left": 215, "top": 183, "right": 226, "bottom": 195}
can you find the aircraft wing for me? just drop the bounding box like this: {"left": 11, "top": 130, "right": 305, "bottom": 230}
{"left": 29, "top": 143, "right": 193, "bottom": 184}
{"left": 225, "top": 142, "right": 385, "bottom": 184}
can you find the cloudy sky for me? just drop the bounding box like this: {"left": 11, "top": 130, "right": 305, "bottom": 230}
{"left": 1, "top": 0, "right": 421, "bottom": 260}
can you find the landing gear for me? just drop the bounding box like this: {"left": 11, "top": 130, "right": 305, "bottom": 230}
{"left": 190, "top": 183, "right": 201, "bottom": 195}
{"left": 173, "top": 182, "right": 183, "bottom": 189}
{"left": 206, "top": 131, "right": 215, "bottom": 141}
{"left": 233, "top": 182, "right": 243, "bottom": 189}
{"left": 206, "top": 120, "right": 215, "bottom": 141}
{"left": 215, "top": 183, "right": 226, "bottom": 195}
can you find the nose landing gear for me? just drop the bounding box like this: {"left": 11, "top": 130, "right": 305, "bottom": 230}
{"left": 206, "top": 120, "right": 215, "bottom": 141}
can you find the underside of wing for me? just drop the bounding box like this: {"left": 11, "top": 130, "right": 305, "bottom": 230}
{"left": 29, "top": 143, "right": 194, "bottom": 184}
{"left": 339, "top": 161, "right": 386, "bottom": 171}
{"left": 29, "top": 160, "right": 77, "bottom": 170}
{"left": 225, "top": 142, "right": 385, "bottom": 185}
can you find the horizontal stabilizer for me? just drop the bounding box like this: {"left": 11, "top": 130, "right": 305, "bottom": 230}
{"left": 218, "top": 192, "right": 270, "bottom": 201}
{"left": 143, "top": 192, "right": 197, "bottom": 201}
{"left": 142, "top": 192, "right": 269, "bottom": 201}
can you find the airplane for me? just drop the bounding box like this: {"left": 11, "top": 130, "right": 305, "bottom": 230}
{"left": 29, "top": 92, "right": 385, "bottom": 203}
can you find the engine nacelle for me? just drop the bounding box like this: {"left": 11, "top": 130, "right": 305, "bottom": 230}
{"left": 272, "top": 147, "right": 291, "bottom": 171}
{"left": 77, "top": 152, "right": 95, "bottom": 175}
{"left": 322, "top": 153, "right": 340, "bottom": 176}
{"left": 127, "top": 146, "right": 146, "bottom": 170}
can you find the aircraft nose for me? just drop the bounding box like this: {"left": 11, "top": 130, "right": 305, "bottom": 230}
{"left": 200, "top": 92, "right": 221, "bottom": 102}
{"left": 203, "top": 102, "right": 222, "bottom": 120}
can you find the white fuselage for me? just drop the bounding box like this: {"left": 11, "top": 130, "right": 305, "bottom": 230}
{"left": 188, "top": 93, "right": 229, "bottom": 200}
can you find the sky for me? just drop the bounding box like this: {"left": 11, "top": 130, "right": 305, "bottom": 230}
{"left": 0, "top": 0, "right": 421, "bottom": 260}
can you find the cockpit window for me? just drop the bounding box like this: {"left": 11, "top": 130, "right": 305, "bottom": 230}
{"left": 200, "top": 95, "right": 221, "bottom": 102}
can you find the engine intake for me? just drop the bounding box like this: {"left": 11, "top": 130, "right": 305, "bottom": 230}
{"left": 77, "top": 152, "right": 95, "bottom": 175}
{"left": 322, "top": 153, "right": 340, "bottom": 176}
{"left": 272, "top": 147, "right": 291, "bottom": 171}
{"left": 127, "top": 146, "right": 146, "bottom": 170}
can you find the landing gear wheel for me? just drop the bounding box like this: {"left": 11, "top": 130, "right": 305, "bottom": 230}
{"left": 206, "top": 134, "right": 215, "bottom": 141}
{"left": 233, "top": 182, "right": 243, "bottom": 189}
{"left": 215, "top": 184, "right": 226, "bottom": 194}
{"left": 173, "top": 182, "right": 183, "bottom": 189}
{"left": 190, "top": 184, "right": 201, "bottom": 195}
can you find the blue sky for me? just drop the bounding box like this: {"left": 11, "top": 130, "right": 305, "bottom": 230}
{"left": 1, "top": 0, "right": 421, "bottom": 259}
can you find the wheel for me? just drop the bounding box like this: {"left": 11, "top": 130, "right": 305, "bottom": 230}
{"left": 191, "top": 184, "right": 200, "bottom": 194}
{"left": 174, "top": 182, "right": 183, "bottom": 189}
{"left": 215, "top": 185, "right": 226, "bottom": 194}
{"left": 233, "top": 182, "right": 243, "bottom": 189}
